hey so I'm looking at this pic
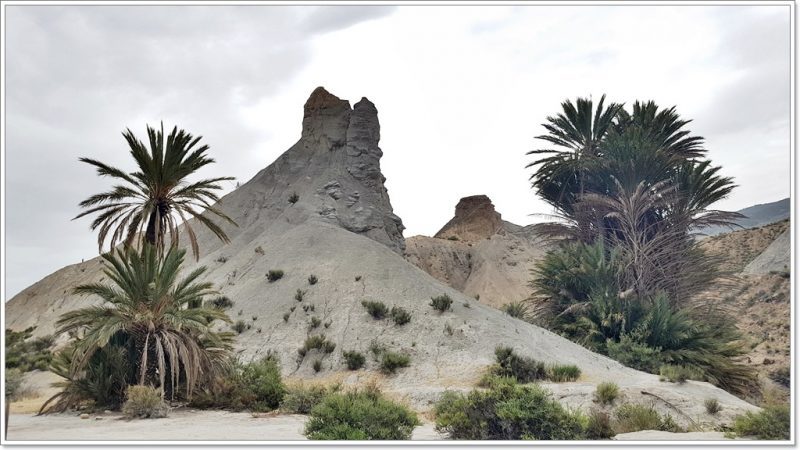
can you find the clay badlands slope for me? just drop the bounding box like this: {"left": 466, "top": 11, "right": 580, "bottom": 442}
{"left": 6, "top": 88, "right": 756, "bottom": 424}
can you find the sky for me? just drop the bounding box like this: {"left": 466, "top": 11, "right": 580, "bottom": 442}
{"left": 3, "top": 3, "right": 792, "bottom": 299}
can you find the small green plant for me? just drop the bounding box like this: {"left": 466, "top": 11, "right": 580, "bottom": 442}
{"left": 5, "top": 327, "right": 53, "bottom": 373}
{"left": 323, "top": 320, "right": 332, "bottom": 329}
{"left": 232, "top": 320, "right": 247, "bottom": 334}
{"left": 732, "top": 405, "right": 790, "bottom": 440}
{"left": 584, "top": 408, "right": 614, "bottom": 439}
{"left": 290, "top": 306, "right": 296, "bottom": 312}
{"left": 704, "top": 398, "right": 721, "bottom": 415}
{"left": 256, "top": 328, "right": 262, "bottom": 333}
{"left": 215, "top": 255, "right": 228, "bottom": 263}
{"left": 613, "top": 403, "right": 683, "bottom": 434}
{"left": 267, "top": 270, "right": 284, "bottom": 282}
{"left": 252, "top": 315, "right": 258, "bottom": 321}
{"left": 594, "top": 382, "right": 619, "bottom": 405}
{"left": 343, "top": 351, "right": 365, "bottom": 370}
{"left": 5, "top": 368, "right": 24, "bottom": 400}
{"left": 463, "top": 302, "right": 471, "bottom": 308}
{"left": 283, "top": 313, "right": 290, "bottom": 322}
{"left": 281, "top": 384, "right": 330, "bottom": 414}
{"left": 309, "top": 304, "right": 315, "bottom": 312}
{"left": 295, "top": 289, "right": 306, "bottom": 302}
{"left": 288, "top": 192, "right": 299, "bottom": 204}
{"left": 659, "top": 364, "right": 698, "bottom": 384}
{"left": 361, "top": 300, "right": 389, "bottom": 319}
{"left": 502, "top": 301, "right": 529, "bottom": 320}
{"left": 430, "top": 294, "right": 453, "bottom": 313}
{"left": 304, "top": 388, "right": 419, "bottom": 440}
{"left": 390, "top": 306, "right": 411, "bottom": 325}
{"left": 368, "top": 340, "right": 385, "bottom": 361}
{"left": 254, "top": 246, "right": 265, "bottom": 255}
{"left": 447, "top": 236, "right": 459, "bottom": 241}
{"left": 380, "top": 351, "right": 410, "bottom": 374}
{"left": 313, "top": 360, "right": 323, "bottom": 372}
{"left": 121, "top": 385, "right": 169, "bottom": 419}
{"left": 547, "top": 364, "right": 581, "bottom": 382}
{"left": 308, "top": 275, "right": 318, "bottom": 285}
{"left": 303, "top": 305, "right": 310, "bottom": 313}
{"left": 207, "top": 296, "right": 234, "bottom": 310}
{"left": 490, "top": 346, "right": 545, "bottom": 383}
{"left": 355, "top": 275, "right": 362, "bottom": 282}
{"left": 444, "top": 323, "right": 454, "bottom": 336}
{"left": 302, "top": 335, "right": 336, "bottom": 355}
{"left": 190, "top": 356, "right": 285, "bottom": 412}
{"left": 309, "top": 317, "right": 321, "bottom": 330}
{"left": 237, "top": 309, "right": 243, "bottom": 316}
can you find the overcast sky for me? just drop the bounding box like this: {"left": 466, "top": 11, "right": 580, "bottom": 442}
{"left": 3, "top": 4, "right": 791, "bottom": 298}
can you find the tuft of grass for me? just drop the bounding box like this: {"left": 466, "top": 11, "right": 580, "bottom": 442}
{"left": 252, "top": 316, "right": 258, "bottom": 321}
{"left": 283, "top": 313, "right": 290, "bottom": 323}
{"left": 267, "top": 270, "right": 284, "bottom": 282}
{"left": 430, "top": 294, "right": 453, "bottom": 313}
{"left": 309, "top": 317, "right": 321, "bottom": 330}
{"left": 547, "top": 364, "right": 581, "bottom": 382}
{"left": 288, "top": 192, "right": 299, "bottom": 204}
{"left": 732, "top": 405, "right": 790, "bottom": 440}
{"left": 704, "top": 398, "right": 721, "bottom": 415}
{"left": 281, "top": 384, "right": 332, "bottom": 414}
{"left": 390, "top": 306, "right": 411, "bottom": 326}
{"left": 312, "top": 360, "right": 322, "bottom": 373}
{"left": 447, "top": 236, "right": 459, "bottom": 241}
{"left": 613, "top": 404, "right": 683, "bottom": 434}
{"left": 659, "top": 364, "right": 698, "bottom": 384}
{"left": 343, "top": 351, "right": 366, "bottom": 370}
{"left": 502, "top": 302, "right": 529, "bottom": 320}
{"left": 295, "top": 289, "right": 306, "bottom": 302}
{"left": 207, "top": 296, "right": 234, "bottom": 310}
{"left": 232, "top": 320, "right": 247, "bottom": 334}
{"left": 254, "top": 246, "right": 265, "bottom": 255}
{"left": 584, "top": 409, "right": 614, "bottom": 440}
{"left": 490, "top": 346, "right": 545, "bottom": 383}
{"left": 380, "top": 351, "right": 410, "bottom": 374}
{"left": 301, "top": 335, "right": 336, "bottom": 355}
{"left": 444, "top": 323, "right": 454, "bottom": 336}
{"left": 122, "top": 385, "right": 169, "bottom": 419}
{"left": 361, "top": 300, "right": 388, "bottom": 320}
{"left": 308, "top": 275, "right": 318, "bottom": 285}
{"left": 594, "top": 382, "right": 619, "bottom": 405}
{"left": 355, "top": 275, "right": 362, "bottom": 282}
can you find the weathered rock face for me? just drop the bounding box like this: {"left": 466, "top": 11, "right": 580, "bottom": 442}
{"left": 434, "top": 195, "right": 502, "bottom": 242}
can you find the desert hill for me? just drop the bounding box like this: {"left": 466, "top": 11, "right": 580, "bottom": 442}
{"left": 700, "top": 198, "right": 789, "bottom": 237}
{"left": 6, "top": 88, "right": 757, "bottom": 424}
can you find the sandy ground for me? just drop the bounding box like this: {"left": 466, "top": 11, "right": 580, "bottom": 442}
{"left": 7, "top": 409, "right": 444, "bottom": 442}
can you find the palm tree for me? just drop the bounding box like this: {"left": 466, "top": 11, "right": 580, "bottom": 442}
{"left": 51, "top": 244, "right": 232, "bottom": 405}
{"left": 74, "top": 123, "right": 237, "bottom": 259}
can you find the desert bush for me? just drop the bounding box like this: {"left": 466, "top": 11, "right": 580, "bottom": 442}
{"left": 502, "top": 302, "right": 529, "bottom": 320}
{"left": 430, "top": 294, "right": 453, "bottom": 313}
{"left": 390, "top": 306, "right": 412, "bottom": 325}
{"left": 305, "top": 387, "right": 419, "bottom": 440}
{"left": 232, "top": 320, "right": 247, "bottom": 334}
{"left": 308, "top": 275, "right": 318, "bottom": 285}
{"left": 361, "top": 300, "right": 388, "bottom": 319}
{"left": 302, "top": 335, "right": 336, "bottom": 355}
{"left": 434, "top": 381, "right": 584, "bottom": 440}
{"left": 343, "top": 351, "right": 365, "bottom": 370}
{"left": 313, "top": 360, "right": 322, "bottom": 372}
{"left": 207, "top": 296, "right": 234, "bottom": 310}
{"left": 704, "top": 398, "right": 721, "bottom": 415}
{"left": 380, "top": 351, "right": 410, "bottom": 374}
{"left": 236, "top": 357, "right": 285, "bottom": 412}
{"left": 355, "top": 275, "right": 362, "bottom": 282}
{"left": 5, "top": 368, "right": 24, "bottom": 400}
{"left": 295, "top": 289, "right": 306, "bottom": 302}
{"left": 594, "top": 382, "right": 619, "bottom": 405}
{"left": 267, "top": 270, "right": 284, "bottom": 282}
{"left": 368, "top": 340, "right": 385, "bottom": 360}
{"left": 732, "top": 405, "right": 790, "bottom": 440}
{"left": 281, "top": 384, "right": 332, "bottom": 414}
{"left": 768, "top": 366, "right": 790, "bottom": 388}
{"left": 490, "top": 346, "right": 546, "bottom": 383}
{"left": 659, "top": 364, "right": 698, "bottom": 384}
{"left": 283, "top": 313, "right": 290, "bottom": 322}
{"left": 5, "top": 327, "right": 54, "bottom": 372}
{"left": 309, "top": 317, "right": 321, "bottom": 330}
{"left": 288, "top": 192, "right": 299, "bottom": 204}
{"left": 547, "top": 364, "right": 581, "bottom": 382}
{"left": 613, "top": 403, "right": 682, "bottom": 434}
{"left": 584, "top": 409, "right": 614, "bottom": 439}
{"left": 121, "top": 385, "right": 169, "bottom": 419}
{"left": 447, "top": 236, "right": 459, "bottom": 241}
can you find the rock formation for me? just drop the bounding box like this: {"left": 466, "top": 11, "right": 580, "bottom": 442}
{"left": 743, "top": 228, "right": 790, "bottom": 275}
{"left": 5, "top": 88, "right": 758, "bottom": 424}
{"left": 434, "top": 195, "right": 503, "bottom": 241}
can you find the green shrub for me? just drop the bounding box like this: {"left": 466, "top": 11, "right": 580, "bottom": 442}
{"left": 430, "top": 294, "right": 453, "bottom": 313}
{"left": 5, "top": 368, "right": 24, "bottom": 400}
{"left": 5, "top": 327, "right": 54, "bottom": 373}
{"left": 309, "top": 317, "right": 321, "bottom": 330}
{"left": 313, "top": 360, "right": 322, "bottom": 373}
{"left": 302, "top": 335, "right": 336, "bottom": 355}
{"left": 343, "top": 351, "right": 365, "bottom": 370}
{"left": 594, "top": 382, "right": 619, "bottom": 405}
{"left": 768, "top": 366, "right": 790, "bottom": 388}
{"left": 207, "top": 296, "right": 234, "bottom": 310}
{"left": 613, "top": 403, "right": 683, "bottom": 434}
{"left": 308, "top": 275, "right": 318, "bottom": 285}
{"left": 732, "top": 405, "right": 790, "bottom": 440}
{"left": 295, "top": 289, "right": 306, "bottom": 302}
{"left": 584, "top": 409, "right": 614, "bottom": 439}
{"left": 605, "top": 335, "right": 662, "bottom": 373}
{"left": 390, "top": 306, "right": 411, "bottom": 325}
{"left": 361, "top": 300, "right": 388, "bottom": 319}
{"left": 305, "top": 388, "right": 419, "bottom": 440}
{"left": 434, "top": 381, "right": 584, "bottom": 440}
{"left": 704, "top": 398, "right": 721, "bottom": 415}
{"left": 237, "top": 357, "right": 286, "bottom": 412}
{"left": 547, "top": 364, "right": 581, "bottom": 382}
{"left": 380, "top": 351, "right": 410, "bottom": 374}
{"left": 659, "top": 364, "right": 698, "bottom": 384}
{"left": 121, "top": 385, "right": 169, "bottom": 419}
{"left": 288, "top": 192, "right": 299, "bottom": 204}
{"left": 502, "top": 302, "right": 529, "bottom": 320}
{"left": 232, "top": 320, "right": 247, "bottom": 334}
{"left": 281, "top": 384, "right": 331, "bottom": 414}
{"left": 368, "top": 340, "right": 385, "bottom": 360}
{"left": 447, "top": 236, "right": 459, "bottom": 241}
{"left": 283, "top": 313, "right": 290, "bottom": 322}
{"left": 355, "top": 275, "right": 362, "bottom": 282}
{"left": 490, "top": 346, "right": 546, "bottom": 383}
{"left": 267, "top": 270, "right": 284, "bottom": 282}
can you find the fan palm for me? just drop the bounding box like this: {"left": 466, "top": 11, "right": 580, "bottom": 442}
{"left": 74, "top": 123, "right": 237, "bottom": 259}
{"left": 53, "top": 244, "right": 233, "bottom": 404}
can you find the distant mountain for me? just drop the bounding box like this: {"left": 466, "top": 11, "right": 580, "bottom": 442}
{"left": 701, "top": 197, "right": 789, "bottom": 237}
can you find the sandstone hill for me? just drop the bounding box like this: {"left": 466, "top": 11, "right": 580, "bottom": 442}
{"left": 405, "top": 195, "right": 548, "bottom": 308}
{"left": 5, "top": 88, "right": 757, "bottom": 425}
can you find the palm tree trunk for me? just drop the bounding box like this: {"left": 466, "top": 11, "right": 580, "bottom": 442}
{"left": 144, "top": 210, "right": 158, "bottom": 246}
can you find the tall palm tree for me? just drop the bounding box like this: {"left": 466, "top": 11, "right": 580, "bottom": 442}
{"left": 74, "top": 123, "right": 237, "bottom": 259}
{"left": 52, "top": 244, "right": 233, "bottom": 404}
